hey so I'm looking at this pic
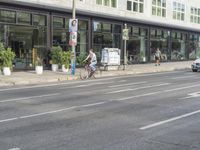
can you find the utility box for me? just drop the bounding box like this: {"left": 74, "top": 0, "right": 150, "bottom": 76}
{"left": 101, "top": 48, "right": 121, "bottom": 70}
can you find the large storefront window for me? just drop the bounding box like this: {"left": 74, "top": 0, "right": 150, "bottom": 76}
{"left": 53, "top": 17, "right": 88, "bottom": 56}
{"left": 150, "top": 28, "right": 169, "bottom": 61}
{"left": 93, "top": 21, "right": 122, "bottom": 61}
{"left": 0, "top": 10, "right": 16, "bottom": 23}
{"left": 0, "top": 9, "right": 48, "bottom": 69}
{"left": 171, "top": 31, "right": 187, "bottom": 60}
{"left": 127, "top": 26, "right": 148, "bottom": 63}
{"left": 0, "top": 24, "right": 47, "bottom": 69}
{"left": 189, "top": 34, "right": 200, "bottom": 59}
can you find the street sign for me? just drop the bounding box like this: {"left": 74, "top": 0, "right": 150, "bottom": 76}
{"left": 122, "top": 28, "right": 129, "bottom": 40}
{"left": 69, "top": 32, "right": 77, "bottom": 46}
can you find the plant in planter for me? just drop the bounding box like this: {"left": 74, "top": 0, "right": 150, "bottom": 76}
{"left": 61, "top": 51, "right": 71, "bottom": 72}
{"left": 140, "top": 51, "right": 146, "bottom": 62}
{"left": 0, "top": 43, "right": 15, "bottom": 76}
{"left": 35, "top": 57, "right": 43, "bottom": 75}
{"left": 76, "top": 53, "right": 86, "bottom": 67}
{"left": 51, "top": 46, "right": 62, "bottom": 72}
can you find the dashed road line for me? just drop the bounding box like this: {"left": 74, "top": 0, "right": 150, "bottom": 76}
{"left": 140, "top": 109, "right": 200, "bottom": 130}
{"left": 0, "top": 93, "right": 60, "bottom": 103}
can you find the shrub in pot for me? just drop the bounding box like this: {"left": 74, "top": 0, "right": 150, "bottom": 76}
{"left": 0, "top": 43, "right": 15, "bottom": 76}
{"left": 35, "top": 57, "right": 43, "bottom": 75}
{"left": 76, "top": 53, "right": 87, "bottom": 67}
{"left": 61, "top": 51, "right": 71, "bottom": 72}
{"left": 51, "top": 46, "right": 62, "bottom": 72}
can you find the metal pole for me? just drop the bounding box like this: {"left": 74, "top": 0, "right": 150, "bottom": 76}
{"left": 71, "top": 0, "right": 76, "bottom": 75}
{"left": 123, "top": 24, "right": 127, "bottom": 70}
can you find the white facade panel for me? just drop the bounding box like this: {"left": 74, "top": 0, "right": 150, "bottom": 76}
{"left": 6, "top": 0, "right": 200, "bottom": 30}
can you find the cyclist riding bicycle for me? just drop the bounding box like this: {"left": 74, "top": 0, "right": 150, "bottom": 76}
{"left": 83, "top": 49, "right": 97, "bottom": 78}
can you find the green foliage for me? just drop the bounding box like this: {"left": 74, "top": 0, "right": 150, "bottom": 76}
{"left": 0, "top": 43, "right": 15, "bottom": 68}
{"left": 76, "top": 53, "right": 86, "bottom": 66}
{"left": 35, "top": 57, "right": 43, "bottom": 66}
{"left": 51, "top": 46, "right": 62, "bottom": 64}
{"left": 61, "top": 51, "right": 71, "bottom": 69}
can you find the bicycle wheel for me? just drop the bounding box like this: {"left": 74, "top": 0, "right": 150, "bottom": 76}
{"left": 80, "top": 67, "right": 89, "bottom": 80}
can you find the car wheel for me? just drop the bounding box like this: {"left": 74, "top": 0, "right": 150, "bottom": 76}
{"left": 192, "top": 69, "right": 197, "bottom": 72}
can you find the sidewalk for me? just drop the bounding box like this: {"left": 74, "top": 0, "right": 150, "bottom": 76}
{"left": 0, "top": 61, "right": 193, "bottom": 87}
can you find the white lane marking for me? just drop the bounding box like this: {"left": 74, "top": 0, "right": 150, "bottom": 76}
{"left": 0, "top": 71, "right": 183, "bottom": 92}
{"left": 107, "top": 83, "right": 170, "bottom": 94}
{"left": 171, "top": 75, "right": 197, "bottom": 79}
{"left": 0, "top": 93, "right": 60, "bottom": 103}
{"left": 0, "top": 117, "right": 18, "bottom": 123}
{"left": 140, "top": 109, "right": 200, "bottom": 130}
{"left": 0, "top": 102, "right": 107, "bottom": 123}
{"left": 74, "top": 82, "right": 113, "bottom": 88}
{"left": 118, "top": 80, "right": 127, "bottom": 83}
{"left": 108, "top": 81, "right": 147, "bottom": 88}
{"left": 8, "top": 148, "right": 21, "bottom": 150}
{"left": 180, "top": 92, "right": 200, "bottom": 99}
{"left": 116, "top": 92, "right": 160, "bottom": 101}
{"left": 116, "top": 82, "right": 200, "bottom": 101}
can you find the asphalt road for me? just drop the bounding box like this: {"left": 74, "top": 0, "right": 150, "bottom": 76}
{"left": 0, "top": 70, "right": 200, "bottom": 150}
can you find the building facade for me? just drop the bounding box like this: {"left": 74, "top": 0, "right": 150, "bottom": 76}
{"left": 0, "top": 0, "right": 200, "bottom": 69}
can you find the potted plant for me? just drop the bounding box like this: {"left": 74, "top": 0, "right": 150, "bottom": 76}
{"left": 51, "top": 46, "right": 62, "bottom": 72}
{"left": 0, "top": 43, "right": 15, "bottom": 76}
{"left": 35, "top": 57, "right": 43, "bottom": 74}
{"left": 61, "top": 51, "right": 71, "bottom": 72}
{"left": 140, "top": 51, "right": 146, "bottom": 62}
{"left": 77, "top": 53, "right": 86, "bottom": 67}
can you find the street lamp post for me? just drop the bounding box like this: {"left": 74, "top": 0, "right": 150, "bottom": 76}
{"left": 123, "top": 24, "right": 129, "bottom": 70}
{"left": 71, "top": 0, "right": 76, "bottom": 76}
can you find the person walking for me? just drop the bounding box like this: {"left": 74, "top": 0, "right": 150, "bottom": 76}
{"left": 155, "top": 48, "right": 162, "bottom": 66}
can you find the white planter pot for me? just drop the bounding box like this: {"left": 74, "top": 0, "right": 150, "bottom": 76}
{"left": 52, "top": 64, "right": 58, "bottom": 72}
{"left": 62, "top": 65, "right": 69, "bottom": 73}
{"left": 143, "top": 57, "right": 146, "bottom": 62}
{"left": 3, "top": 67, "right": 11, "bottom": 76}
{"left": 35, "top": 66, "right": 43, "bottom": 75}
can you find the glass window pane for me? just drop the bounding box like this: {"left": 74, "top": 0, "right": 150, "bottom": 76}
{"left": 79, "top": 20, "right": 88, "bottom": 30}
{"left": 139, "top": 3, "right": 144, "bottom": 13}
{"left": 162, "top": 9, "right": 166, "bottom": 17}
{"left": 152, "top": 0, "right": 156, "bottom": 5}
{"left": 102, "top": 23, "right": 111, "bottom": 32}
{"left": 96, "top": 0, "right": 102, "bottom": 5}
{"left": 104, "top": 0, "right": 110, "bottom": 6}
{"left": 157, "top": 8, "right": 161, "bottom": 16}
{"left": 133, "top": 2, "right": 138, "bottom": 12}
{"left": 173, "top": 11, "right": 176, "bottom": 19}
{"left": 152, "top": 6, "right": 156, "bottom": 15}
{"left": 53, "top": 17, "right": 64, "bottom": 28}
{"left": 33, "top": 14, "right": 46, "bottom": 26}
{"left": 0, "top": 10, "right": 16, "bottom": 23}
{"left": 127, "top": 1, "right": 132, "bottom": 10}
{"left": 113, "top": 24, "right": 121, "bottom": 33}
{"left": 93, "top": 21, "right": 102, "bottom": 32}
{"left": 111, "top": 0, "right": 116, "bottom": 7}
{"left": 17, "top": 12, "right": 31, "bottom": 25}
{"left": 157, "top": 0, "right": 161, "bottom": 6}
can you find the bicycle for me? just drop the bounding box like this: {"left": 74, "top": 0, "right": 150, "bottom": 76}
{"left": 80, "top": 61, "right": 96, "bottom": 80}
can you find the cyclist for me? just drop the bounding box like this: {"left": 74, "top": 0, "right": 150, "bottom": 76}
{"left": 83, "top": 49, "right": 97, "bottom": 77}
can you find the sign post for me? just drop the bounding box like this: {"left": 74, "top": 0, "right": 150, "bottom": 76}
{"left": 122, "top": 24, "right": 129, "bottom": 70}
{"left": 69, "top": 0, "right": 77, "bottom": 76}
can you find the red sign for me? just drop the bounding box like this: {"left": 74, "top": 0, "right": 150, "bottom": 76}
{"left": 69, "top": 32, "right": 77, "bottom": 46}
